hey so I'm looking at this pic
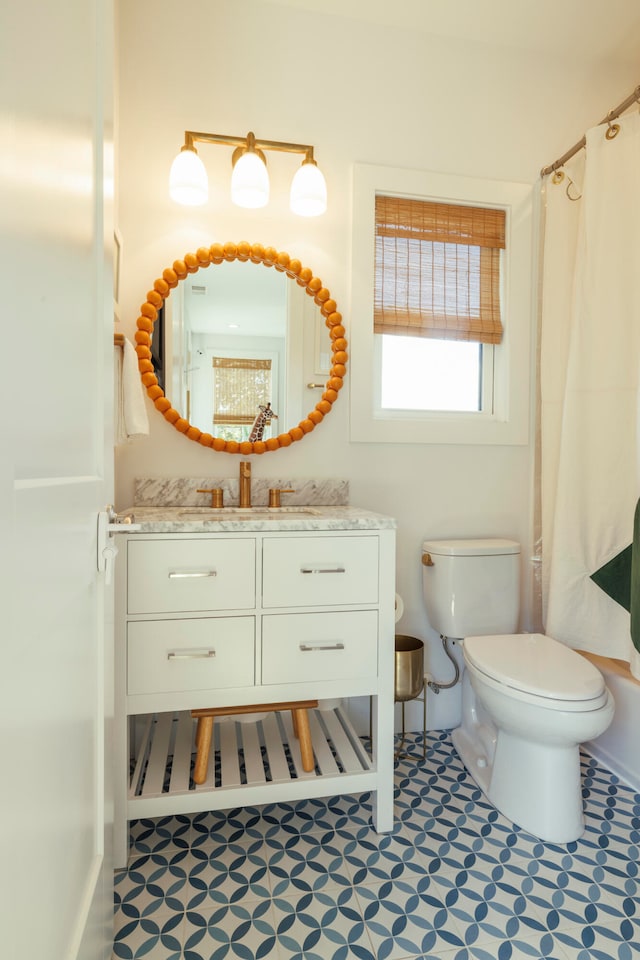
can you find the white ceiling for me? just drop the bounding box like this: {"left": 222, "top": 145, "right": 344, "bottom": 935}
{"left": 268, "top": 0, "right": 640, "bottom": 64}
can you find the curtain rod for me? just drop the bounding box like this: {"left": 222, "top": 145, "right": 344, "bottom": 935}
{"left": 540, "top": 84, "right": 640, "bottom": 178}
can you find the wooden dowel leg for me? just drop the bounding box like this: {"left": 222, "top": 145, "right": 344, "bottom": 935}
{"left": 292, "top": 708, "right": 314, "bottom": 772}
{"left": 192, "top": 700, "right": 319, "bottom": 779}
{"left": 193, "top": 716, "right": 213, "bottom": 784}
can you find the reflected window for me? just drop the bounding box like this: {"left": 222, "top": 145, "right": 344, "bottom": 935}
{"left": 212, "top": 357, "right": 273, "bottom": 441}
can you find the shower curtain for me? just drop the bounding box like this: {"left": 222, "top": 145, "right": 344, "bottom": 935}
{"left": 540, "top": 110, "right": 640, "bottom": 680}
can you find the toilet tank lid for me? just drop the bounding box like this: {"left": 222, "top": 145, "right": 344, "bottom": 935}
{"left": 422, "top": 538, "right": 520, "bottom": 556}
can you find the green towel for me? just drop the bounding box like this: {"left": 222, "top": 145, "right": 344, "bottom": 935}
{"left": 631, "top": 497, "right": 640, "bottom": 655}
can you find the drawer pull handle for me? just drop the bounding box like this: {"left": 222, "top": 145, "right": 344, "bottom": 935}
{"left": 299, "top": 642, "right": 345, "bottom": 652}
{"left": 300, "top": 566, "right": 346, "bottom": 575}
{"left": 167, "top": 649, "right": 216, "bottom": 660}
{"left": 168, "top": 570, "right": 217, "bottom": 579}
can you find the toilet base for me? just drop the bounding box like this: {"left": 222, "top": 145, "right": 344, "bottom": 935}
{"left": 490, "top": 730, "right": 585, "bottom": 843}
{"left": 451, "top": 724, "right": 493, "bottom": 796}
{"left": 453, "top": 723, "right": 585, "bottom": 842}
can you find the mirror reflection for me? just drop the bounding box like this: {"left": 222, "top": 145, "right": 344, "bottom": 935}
{"left": 136, "top": 243, "right": 347, "bottom": 455}
{"left": 164, "top": 261, "right": 315, "bottom": 440}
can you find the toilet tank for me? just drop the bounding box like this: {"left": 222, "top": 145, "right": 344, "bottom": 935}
{"left": 422, "top": 538, "right": 520, "bottom": 638}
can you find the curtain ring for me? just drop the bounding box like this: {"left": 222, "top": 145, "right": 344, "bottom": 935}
{"left": 605, "top": 120, "right": 620, "bottom": 140}
{"left": 565, "top": 176, "right": 581, "bottom": 202}
{"left": 551, "top": 170, "right": 565, "bottom": 184}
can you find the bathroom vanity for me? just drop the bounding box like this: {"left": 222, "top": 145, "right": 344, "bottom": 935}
{"left": 113, "top": 500, "right": 396, "bottom": 866}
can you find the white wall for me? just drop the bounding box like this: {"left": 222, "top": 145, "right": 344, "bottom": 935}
{"left": 115, "top": 0, "right": 640, "bottom": 728}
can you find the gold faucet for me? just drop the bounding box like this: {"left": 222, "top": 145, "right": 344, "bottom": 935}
{"left": 239, "top": 461, "right": 252, "bottom": 508}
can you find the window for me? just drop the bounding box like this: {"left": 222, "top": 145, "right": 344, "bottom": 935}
{"left": 374, "top": 195, "right": 505, "bottom": 415}
{"left": 212, "top": 356, "right": 273, "bottom": 442}
{"left": 350, "top": 164, "right": 533, "bottom": 445}
{"left": 379, "top": 335, "right": 484, "bottom": 412}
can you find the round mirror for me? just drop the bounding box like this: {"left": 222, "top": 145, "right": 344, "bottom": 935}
{"left": 134, "top": 241, "right": 347, "bottom": 454}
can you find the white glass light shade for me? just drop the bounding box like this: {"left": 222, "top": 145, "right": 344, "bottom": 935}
{"left": 169, "top": 148, "right": 208, "bottom": 206}
{"left": 290, "top": 161, "right": 327, "bottom": 216}
{"left": 231, "top": 151, "right": 269, "bottom": 208}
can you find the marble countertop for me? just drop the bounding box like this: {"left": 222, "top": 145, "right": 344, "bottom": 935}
{"left": 116, "top": 505, "right": 397, "bottom": 533}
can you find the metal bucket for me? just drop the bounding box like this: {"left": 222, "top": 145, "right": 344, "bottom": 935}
{"left": 394, "top": 635, "right": 424, "bottom": 702}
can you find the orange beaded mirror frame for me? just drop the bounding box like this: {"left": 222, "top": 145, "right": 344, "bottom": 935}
{"left": 135, "top": 241, "right": 347, "bottom": 455}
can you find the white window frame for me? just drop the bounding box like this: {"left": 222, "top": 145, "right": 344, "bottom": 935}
{"left": 349, "top": 164, "right": 534, "bottom": 445}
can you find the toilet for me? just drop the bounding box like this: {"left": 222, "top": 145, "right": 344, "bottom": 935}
{"left": 422, "top": 537, "right": 615, "bottom": 843}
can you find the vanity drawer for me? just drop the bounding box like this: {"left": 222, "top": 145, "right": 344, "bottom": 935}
{"left": 261, "top": 611, "right": 378, "bottom": 684}
{"left": 127, "top": 538, "right": 255, "bottom": 613}
{"left": 262, "top": 536, "right": 379, "bottom": 608}
{"left": 127, "top": 617, "right": 255, "bottom": 695}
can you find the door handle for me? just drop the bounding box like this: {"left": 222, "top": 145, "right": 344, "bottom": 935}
{"left": 97, "top": 505, "right": 141, "bottom": 584}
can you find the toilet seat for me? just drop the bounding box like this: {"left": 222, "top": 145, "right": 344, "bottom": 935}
{"left": 464, "top": 633, "right": 608, "bottom": 711}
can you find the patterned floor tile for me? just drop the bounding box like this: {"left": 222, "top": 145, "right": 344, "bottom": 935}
{"left": 129, "top": 814, "right": 192, "bottom": 855}
{"left": 523, "top": 850, "right": 638, "bottom": 926}
{"left": 260, "top": 798, "right": 347, "bottom": 839}
{"left": 191, "top": 806, "right": 266, "bottom": 847}
{"left": 544, "top": 917, "right": 640, "bottom": 960}
{"left": 355, "top": 875, "right": 466, "bottom": 957}
{"left": 441, "top": 934, "right": 570, "bottom": 959}
{"left": 112, "top": 913, "right": 184, "bottom": 959}
{"left": 184, "top": 839, "right": 271, "bottom": 910}
{"left": 438, "top": 860, "right": 549, "bottom": 948}
{"left": 410, "top": 818, "right": 520, "bottom": 883}
{"left": 579, "top": 821, "right": 640, "bottom": 862}
{"left": 324, "top": 790, "right": 375, "bottom": 830}
{"left": 115, "top": 851, "right": 191, "bottom": 918}
{"left": 272, "top": 887, "right": 375, "bottom": 958}
{"left": 264, "top": 829, "right": 351, "bottom": 896}
{"left": 181, "top": 901, "right": 278, "bottom": 960}
{"left": 113, "top": 731, "right": 640, "bottom": 960}
{"left": 342, "top": 822, "right": 434, "bottom": 885}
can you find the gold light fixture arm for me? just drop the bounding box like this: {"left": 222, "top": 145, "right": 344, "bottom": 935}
{"left": 183, "top": 130, "right": 317, "bottom": 163}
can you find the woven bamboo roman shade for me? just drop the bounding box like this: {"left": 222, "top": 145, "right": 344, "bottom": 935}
{"left": 212, "top": 357, "right": 272, "bottom": 426}
{"left": 374, "top": 196, "right": 506, "bottom": 344}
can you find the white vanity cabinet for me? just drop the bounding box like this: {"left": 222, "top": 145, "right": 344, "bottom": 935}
{"left": 114, "top": 513, "right": 396, "bottom": 867}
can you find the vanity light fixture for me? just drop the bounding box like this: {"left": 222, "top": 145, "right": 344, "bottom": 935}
{"left": 169, "top": 130, "right": 327, "bottom": 216}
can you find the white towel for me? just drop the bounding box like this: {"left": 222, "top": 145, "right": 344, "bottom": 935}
{"left": 115, "top": 337, "right": 149, "bottom": 444}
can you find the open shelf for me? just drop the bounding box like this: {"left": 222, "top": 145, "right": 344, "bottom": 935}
{"left": 127, "top": 705, "right": 374, "bottom": 818}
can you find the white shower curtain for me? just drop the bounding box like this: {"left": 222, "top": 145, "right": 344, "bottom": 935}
{"left": 541, "top": 111, "right": 640, "bottom": 679}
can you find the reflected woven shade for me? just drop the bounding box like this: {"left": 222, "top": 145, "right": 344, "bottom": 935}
{"left": 374, "top": 196, "right": 506, "bottom": 344}
{"left": 212, "top": 357, "right": 272, "bottom": 426}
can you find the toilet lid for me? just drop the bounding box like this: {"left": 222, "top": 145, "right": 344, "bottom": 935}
{"left": 464, "top": 633, "right": 606, "bottom": 701}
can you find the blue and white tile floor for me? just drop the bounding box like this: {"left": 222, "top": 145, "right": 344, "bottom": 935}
{"left": 113, "top": 731, "right": 640, "bottom": 959}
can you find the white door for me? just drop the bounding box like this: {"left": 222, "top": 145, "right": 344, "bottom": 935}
{"left": 1, "top": 1, "right": 115, "bottom": 958}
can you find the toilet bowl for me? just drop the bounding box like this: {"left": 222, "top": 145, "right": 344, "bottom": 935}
{"left": 454, "top": 632, "right": 614, "bottom": 843}
{"left": 422, "top": 537, "right": 615, "bottom": 843}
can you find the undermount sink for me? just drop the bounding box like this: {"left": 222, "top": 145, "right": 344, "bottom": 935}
{"left": 176, "top": 507, "right": 322, "bottom": 521}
